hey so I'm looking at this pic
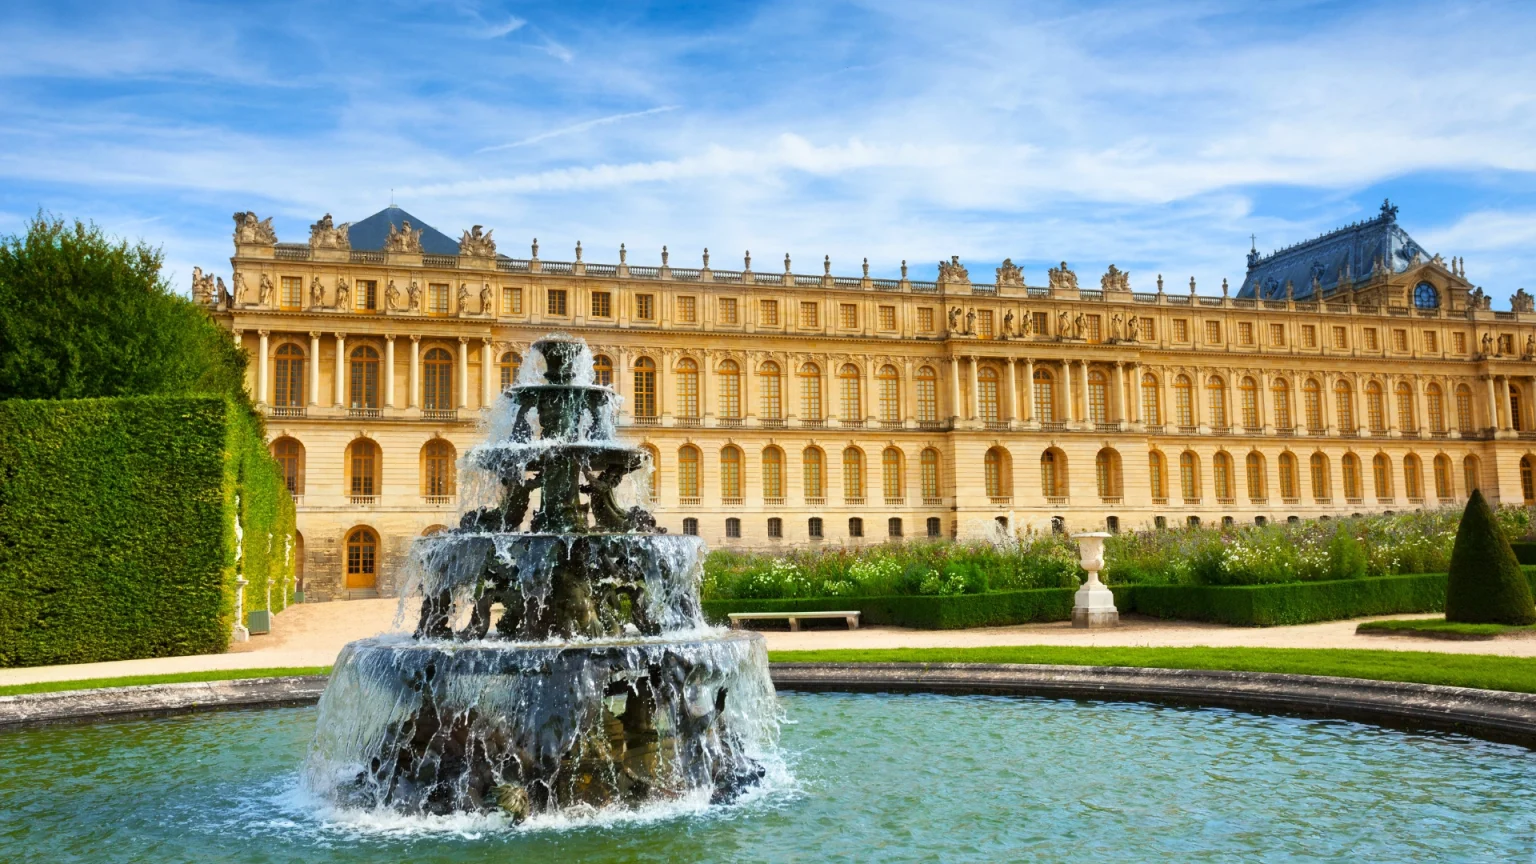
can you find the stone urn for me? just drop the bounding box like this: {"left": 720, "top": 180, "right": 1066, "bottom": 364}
{"left": 1071, "top": 532, "right": 1118, "bottom": 629}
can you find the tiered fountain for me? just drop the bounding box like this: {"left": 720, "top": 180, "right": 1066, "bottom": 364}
{"left": 305, "top": 334, "right": 777, "bottom": 821}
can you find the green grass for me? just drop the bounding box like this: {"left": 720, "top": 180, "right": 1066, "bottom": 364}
{"left": 0, "top": 666, "right": 331, "bottom": 697}
{"left": 1357, "top": 617, "right": 1536, "bottom": 637}
{"left": 768, "top": 646, "right": 1536, "bottom": 694}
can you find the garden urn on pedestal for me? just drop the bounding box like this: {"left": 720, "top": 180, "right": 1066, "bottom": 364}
{"left": 232, "top": 576, "right": 250, "bottom": 643}
{"left": 1071, "top": 532, "right": 1118, "bottom": 628}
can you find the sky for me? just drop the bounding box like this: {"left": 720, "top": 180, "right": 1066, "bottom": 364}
{"left": 2, "top": 0, "right": 1534, "bottom": 300}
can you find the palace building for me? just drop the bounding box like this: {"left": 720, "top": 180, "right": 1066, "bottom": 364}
{"left": 206, "top": 201, "right": 1536, "bottom": 601}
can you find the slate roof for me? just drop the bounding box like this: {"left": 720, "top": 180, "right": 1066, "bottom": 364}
{"left": 1237, "top": 200, "right": 1433, "bottom": 300}
{"left": 345, "top": 205, "right": 461, "bottom": 255}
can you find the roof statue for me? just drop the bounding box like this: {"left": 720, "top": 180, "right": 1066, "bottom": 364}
{"left": 308, "top": 214, "right": 351, "bottom": 250}
{"left": 1100, "top": 264, "right": 1130, "bottom": 292}
{"left": 232, "top": 211, "right": 277, "bottom": 245}
{"left": 385, "top": 220, "right": 424, "bottom": 254}
{"left": 1048, "top": 261, "right": 1078, "bottom": 292}
{"left": 459, "top": 225, "right": 497, "bottom": 258}
{"left": 1238, "top": 199, "right": 1434, "bottom": 301}
{"left": 995, "top": 258, "right": 1024, "bottom": 288}
{"left": 1512, "top": 288, "right": 1534, "bottom": 314}
{"left": 937, "top": 256, "right": 970, "bottom": 286}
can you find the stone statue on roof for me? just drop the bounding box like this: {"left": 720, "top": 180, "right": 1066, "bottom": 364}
{"left": 1049, "top": 261, "right": 1078, "bottom": 292}
{"left": 1512, "top": 288, "right": 1534, "bottom": 314}
{"left": 385, "top": 220, "right": 424, "bottom": 253}
{"left": 938, "top": 256, "right": 970, "bottom": 286}
{"left": 308, "top": 214, "right": 351, "bottom": 250}
{"left": 460, "top": 225, "right": 497, "bottom": 258}
{"left": 995, "top": 258, "right": 1023, "bottom": 288}
{"left": 233, "top": 211, "right": 277, "bottom": 245}
{"left": 1101, "top": 264, "right": 1130, "bottom": 292}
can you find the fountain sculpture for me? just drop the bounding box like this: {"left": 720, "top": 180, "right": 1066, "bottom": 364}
{"left": 305, "top": 334, "right": 777, "bottom": 821}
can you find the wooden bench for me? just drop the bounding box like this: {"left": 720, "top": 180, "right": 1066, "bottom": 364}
{"left": 728, "top": 611, "right": 860, "bottom": 632}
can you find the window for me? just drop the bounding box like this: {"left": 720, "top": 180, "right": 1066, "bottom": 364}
{"left": 1174, "top": 319, "right": 1190, "bottom": 342}
{"left": 1392, "top": 329, "right": 1408, "bottom": 352}
{"left": 803, "top": 447, "right": 825, "bottom": 500}
{"left": 719, "top": 297, "right": 738, "bottom": 324}
{"left": 641, "top": 445, "right": 659, "bottom": 499}
{"left": 882, "top": 448, "right": 904, "bottom": 503}
{"left": 633, "top": 358, "right": 657, "bottom": 417}
{"left": 1310, "top": 453, "right": 1330, "bottom": 501}
{"left": 848, "top": 518, "right": 864, "bottom": 538}
{"left": 808, "top": 517, "right": 823, "bottom": 539}
{"left": 1404, "top": 455, "right": 1423, "bottom": 500}
{"left": 718, "top": 360, "right": 741, "bottom": 419}
{"left": 921, "top": 448, "right": 940, "bottom": 502}
{"left": 1342, "top": 454, "right": 1362, "bottom": 500}
{"left": 1513, "top": 389, "right": 1525, "bottom": 433}
{"left": 985, "top": 448, "right": 1008, "bottom": 498}
{"left": 759, "top": 299, "right": 778, "bottom": 326}
{"left": 591, "top": 291, "right": 612, "bottom": 318}
{"left": 888, "top": 517, "right": 903, "bottom": 538}
{"left": 1212, "top": 452, "right": 1233, "bottom": 500}
{"left": 1041, "top": 449, "right": 1063, "bottom": 498}
{"left": 1427, "top": 383, "right": 1445, "bottom": 432}
{"left": 636, "top": 294, "right": 656, "bottom": 320}
{"left": 759, "top": 361, "right": 782, "bottom": 419}
{"left": 428, "top": 283, "right": 450, "bottom": 316}
{"left": 1424, "top": 331, "right": 1438, "bottom": 352}
{"left": 272, "top": 438, "right": 304, "bottom": 495}
{"left": 725, "top": 518, "right": 741, "bottom": 539}
{"left": 1179, "top": 452, "right": 1199, "bottom": 501}
{"left": 978, "top": 310, "right": 995, "bottom": 339}
{"left": 1434, "top": 455, "right": 1452, "bottom": 499}
{"left": 345, "top": 528, "right": 377, "bottom": 589}
{"left": 1335, "top": 380, "right": 1354, "bottom": 432}
{"left": 839, "top": 364, "right": 861, "bottom": 421}
{"left": 281, "top": 276, "right": 303, "bottom": 310}
{"left": 916, "top": 367, "right": 938, "bottom": 423}
{"left": 979, "top": 367, "right": 1001, "bottom": 422}
{"left": 878, "top": 365, "right": 901, "bottom": 422}
{"left": 768, "top": 517, "right": 783, "bottom": 539}
{"left": 1095, "top": 449, "right": 1120, "bottom": 498}
{"left": 1033, "top": 368, "right": 1055, "bottom": 423}
{"left": 918, "top": 307, "right": 934, "bottom": 331}
{"left": 879, "top": 305, "right": 897, "bottom": 330}
{"left": 1332, "top": 326, "right": 1348, "bottom": 349}
{"left": 840, "top": 303, "right": 858, "bottom": 328}
{"left": 1086, "top": 370, "right": 1107, "bottom": 424}
{"left": 423, "top": 347, "right": 454, "bottom": 411}
{"left": 683, "top": 518, "right": 699, "bottom": 536}
{"left": 502, "top": 286, "right": 522, "bottom": 315}
{"left": 348, "top": 439, "right": 379, "bottom": 497}
{"left": 1453, "top": 332, "right": 1467, "bottom": 354}
{"left": 1174, "top": 375, "right": 1194, "bottom": 427}
{"left": 593, "top": 354, "right": 613, "bottom": 387}
{"left": 1279, "top": 452, "right": 1298, "bottom": 499}
{"left": 1246, "top": 452, "right": 1265, "bottom": 500}
{"left": 677, "top": 296, "right": 697, "bottom": 323}
{"left": 1205, "top": 320, "right": 1222, "bottom": 344}
{"left": 1238, "top": 322, "right": 1254, "bottom": 345}
{"left": 1500, "top": 334, "right": 1515, "bottom": 355}
{"left": 678, "top": 446, "right": 700, "bottom": 500}
{"left": 1302, "top": 325, "right": 1317, "bottom": 348}
{"left": 927, "top": 517, "right": 942, "bottom": 538}
{"left": 1207, "top": 376, "right": 1228, "bottom": 428}
{"left": 1148, "top": 451, "right": 1166, "bottom": 499}
{"left": 1365, "top": 382, "right": 1385, "bottom": 433}
{"left": 1033, "top": 311, "right": 1050, "bottom": 337}
{"left": 1396, "top": 382, "right": 1415, "bottom": 432}
{"left": 547, "top": 288, "right": 568, "bottom": 316}
{"left": 762, "top": 448, "right": 784, "bottom": 500}
{"left": 843, "top": 447, "right": 864, "bottom": 501}
{"left": 1464, "top": 455, "right": 1481, "bottom": 494}
{"left": 1414, "top": 281, "right": 1439, "bottom": 309}
{"left": 423, "top": 439, "right": 455, "bottom": 498}
{"left": 720, "top": 446, "right": 742, "bottom": 501}
{"left": 1269, "top": 323, "right": 1285, "bottom": 347}
{"left": 1272, "top": 378, "right": 1292, "bottom": 429}
{"left": 799, "top": 301, "right": 819, "bottom": 328}
{"left": 1363, "top": 328, "right": 1379, "bottom": 351}
{"left": 1456, "top": 384, "right": 1474, "bottom": 433}
{"left": 499, "top": 351, "right": 521, "bottom": 390}
{"left": 274, "top": 343, "right": 305, "bottom": 406}
{"left": 1141, "top": 373, "right": 1161, "bottom": 425}
{"left": 676, "top": 358, "right": 700, "bottom": 419}
{"left": 355, "top": 280, "right": 377, "bottom": 312}
{"left": 1240, "top": 377, "right": 1259, "bottom": 428}
{"left": 800, "top": 363, "right": 823, "bottom": 420}
{"left": 1141, "top": 318, "right": 1156, "bottom": 341}
{"left": 1372, "top": 453, "right": 1392, "bottom": 499}
{"left": 1303, "top": 379, "right": 1323, "bottom": 431}
{"left": 349, "top": 346, "right": 380, "bottom": 409}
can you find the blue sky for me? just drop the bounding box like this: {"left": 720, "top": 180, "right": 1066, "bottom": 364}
{"left": 2, "top": 0, "right": 1534, "bottom": 299}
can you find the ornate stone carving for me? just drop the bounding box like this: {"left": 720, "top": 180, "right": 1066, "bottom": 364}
{"left": 937, "top": 256, "right": 970, "bottom": 285}
{"left": 1049, "top": 261, "right": 1078, "bottom": 292}
{"left": 457, "top": 283, "right": 471, "bottom": 314}
{"left": 1512, "top": 288, "right": 1534, "bottom": 313}
{"left": 948, "top": 307, "right": 962, "bottom": 331}
{"left": 216, "top": 277, "right": 230, "bottom": 308}
{"left": 965, "top": 308, "right": 976, "bottom": 334}
{"left": 1470, "top": 286, "right": 1491, "bottom": 310}
{"left": 385, "top": 220, "right": 424, "bottom": 253}
{"left": 257, "top": 273, "right": 274, "bottom": 306}
{"left": 308, "top": 214, "right": 351, "bottom": 250}
{"left": 1482, "top": 332, "right": 1495, "bottom": 356}
{"left": 192, "top": 267, "right": 215, "bottom": 305}
{"left": 1101, "top": 264, "right": 1130, "bottom": 292}
{"left": 1110, "top": 313, "right": 1123, "bottom": 341}
{"left": 232, "top": 211, "right": 277, "bottom": 245}
{"left": 1127, "top": 315, "right": 1141, "bottom": 342}
{"left": 334, "top": 277, "right": 350, "bottom": 311}
{"left": 459, "top": 225, "right": 496, "bottom": 257}
{"left": 995, "top": 258, "right": 1024, "bottom": 288}
{"left": 480, "top": 283, "right": 494, "bottom": 315}
{"left": 408, "top": 280, "right": 422, "bottom": 312}
{"left": 1057, "top": 309, "right": 1070, "bottom": 338}
{"left": 310, "top": 276, "right": 325, "bottom": 308}
{"left": 1002, "top": 310, "right": 1015, "bottom": 337}
{"left": 386, "top": 280, "right": 401, "bottom": 312}
{"left": 1018, "top": 310, "right": 1032, "bottom": 337}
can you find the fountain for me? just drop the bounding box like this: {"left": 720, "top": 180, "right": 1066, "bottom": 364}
{"left": 304, "top": 334, "right": 778, "bottom": 821}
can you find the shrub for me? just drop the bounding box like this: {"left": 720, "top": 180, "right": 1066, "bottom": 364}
{"left": 1445, "top": 490, "right": 1536, "bottom": 625}
{"left": 1326, "top": 525, "right": 1368, "bottom": 580}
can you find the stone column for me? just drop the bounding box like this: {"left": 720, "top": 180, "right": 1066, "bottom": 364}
{"left": 614, "top": 348, "right": 630, "bottom": 422}
{"left": 1061, "top": 360, "right": 1074, "bottom": 425}
{"left": 1006, "top": 359, "right": 1019, "bottom": 422}
{"left": 1022, "top": 359, "right": 1035, "bottom": 425}
{"left": 1323, "top": 372, "right": 1338, "bottom": 434}
{"left": 968, "top": 356, "right": 980, "bottom": 421}
{"left": 307, "top": 332, "right": 320, "bottom": 407}
{"left": 481, "top": 338, "right": 494, "bottom": 408}
{"left": 1257, "top": 370, "right": 1271, "bottom": 431}
{"left": 1415, "top": 376, "right": 1428, "bottom": 434}
{"left": 1499, "top": 375, "right": 1512, "bottom": 431}
{"left": 1112, "top": 361, "right": 1125, "bottom": 428}
{"left": 700, "top": 350, "right": 712, "bottom": 422}
{"left": 1192, "top": 368, "right": 1206, "bottom": 432}
{"left": 408, "top": 336, "right": 420, "bottom": 409}
{"left": 1079, "top": 361, "right": 1091, "bottom": 424}
{"left": 1385, "top": 375, "right": 1399, "bottom": 436}
{"left": 949, "top": 356, "right": 962, "bottom": 423}
{"left": 1129, "top": 363, "right": 1142, "bottom": 424}
{"left": 1487, "top": 376, "right": 1499, "bottom": 432}
{"left": 384, "top": 335, "right": 396, "bottom": 408}
{"left": 744, "top": 352, "right": 758, "bottom": 421}
{"left": 903, "top": 356, "right": 917, "bottom": 427}
{"left": 256, "top": 331, "right": 269, "bottom": 407}
{"left": 457, "top": 337, "right": 470, "bottom": 409}
{"left": 333, "top": 333, "right": 346, "bottom": 407}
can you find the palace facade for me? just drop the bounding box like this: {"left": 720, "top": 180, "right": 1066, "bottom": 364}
{"left": 207, "top": 202, "right": 1536, "bottom": 601}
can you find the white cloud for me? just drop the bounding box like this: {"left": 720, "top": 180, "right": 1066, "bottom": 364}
{"left": 477, "top": 106, "right": 681, "bottom": 152}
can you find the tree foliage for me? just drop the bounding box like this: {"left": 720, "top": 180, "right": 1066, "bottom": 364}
{"left": 1445, "top": 489, "right": 1536, "bottom": 625}
{"left": 0, "top": 213, "right": 246, "bottom": 402}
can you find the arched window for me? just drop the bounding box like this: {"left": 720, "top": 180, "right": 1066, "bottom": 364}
{"left": 920, "top": 448, "right": 941, "bottom": 501}
{"left": 878, "top": 365, "right": 902, "bottom": 423}
{"left": 1033, "top": 368, "right": 1055, "bottom": 423}
{"left": 1456, "top": 384, "right": 1474, "bottom": 433}
{"left": 1403, "top": 454, "right": 1423, "bottom": 500}
{"left": 883, "top": 447, "right": 904, "bottom": 502}
{"left": 1303, "top": 379, "right": 1323, "bottom": 432}
{"left": 985, "top": 447, "right": 1011, "bottom": 499}
{"left": 422, "top": 439, "right": 456, "bottom": 499}
{"left": 1310, "top": 453, "right": 1330, "bottom": 502}
{"left": 1212, "top": 452, "right": 1233, "bottom": 500}
{"left": 1372, "top": 453, "right": 1392, "bottom": 499}
{"left": 1279, "top": 452, "right": 1298, "bottom": 500}
{"left": 800, "top": 363, "right": 824, "bottom": 421}
{"left": 759, "top": 361, "right": 782, "bottom": 420}
{"left": 718, "top": 360, "right": 741, "bottom": 419}
{"left": 1433, "top": 454, "right": 1453, "bottom": 499}
{"left": 346, "top": 438, "right": 380, "bottom": 499}
{"left": 1464, "top": 454, "right": 1481, "bottom": 495}
{"left": 676, "top": 358, "right": 700, "bottom": 419}
{"left": 1335, "top": 380, "right": 1355, "bottom": 433}
{"left": 499, "top": 351, "right": 521, "bottom": 391}
{"left": 1148, "top": 450, "right": 1166, "bottom": 500}
{"left": 1086, "top": 370, "right": 1108, "bottom": 425}
{"left": 349, "top": 345, "right": 380, "bottom": 409}
{"left": 1246, "top": 452, "right": 1266, "bottom": 500}
{"left": 839, "top": 364, "right": 862, "bottom": 422}
{"left": 1040, "top": 449, "right": 1064, "bottom": 498}
{"left": 978, "top": 366, "right": 1001, "bottom": 422}
{"left": 916, "top": 366, "right": 938, "bottom": 423}
{"left": 1095, "top": 449, "right": 1121, "bottom": 499}
{"left": 1365, "top": 381, "right": 1385, "bottom": 433}
{"left": 1240, "top": 377, "right": 1259, "bottom": 429}
{"left": 1522, "top": 456, "right": 1536, "bottom": 505}
{"left": 345, "top": 527, "right": 378, "bottom": 590}
{"left": 1342, "top": 453, "right": 1363, "bottom": 500}
{"left": 592, "top": 354, "right": 613, "bottom": 387}
{"left": 272, "top": 437, "right": 304, "bottom": 495}
{"left": 1207, "top": 376, "right": 1228, "bottom": 428}
{"left": 423, "top": 347, "right": 454, "bottom": 411}
{"left": 1141, "top": 373, "right": 1161, "bottom": 425}
{"left": 641, "top": 444, "right": 660, "bottom": 499}
{"left": 274, "top": 343, "right": 305, "bottom": 407}
{"left": 842, "top": 447, "right": 865, "bottom": 502}
{"left": 1427, "top": 384, "right": 1445, "bottom": 433}
{"left": 1396, "top": 382, "right": 1415, "bottom": 433}
{"left": 678, "top": 445, "right": 700, "bottom": 500}
{"left": 803, "top": 447, "right": 825, "bottom": 500}
{"left": 633, "top": 357, "right": 657, "bottom": 418}
{"left": 1414, "top": 281, "right": 1439, "bottom": 309}
{"left": 1174, "top": 375, "right": 1194, "bottom": 427}
{"left": 1179, "top": 451, "right": 1200, "bottom": 501}
{"left": 720, "top": 446, "right": 742, "bottom": 501}
{"left": 1271, "top": 378, "right": 1292, "bottom": 430}
{"left": 762, "top": 447, "right": 784, "bottom": 501}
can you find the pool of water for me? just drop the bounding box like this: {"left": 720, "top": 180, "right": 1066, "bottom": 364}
{"left": 2, "top": 692, "right": 1534, "bottom": 862}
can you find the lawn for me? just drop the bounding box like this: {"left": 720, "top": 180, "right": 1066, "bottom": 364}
{"left": 1357, "top": 617, "right": 1536, "bottom": 638}
{"left": 0, "top": 666, "right": 331, "bottom": 697}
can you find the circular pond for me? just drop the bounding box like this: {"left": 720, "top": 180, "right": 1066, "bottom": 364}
{"left": 2, "top": 692, "right": 1533, "bottom": 862}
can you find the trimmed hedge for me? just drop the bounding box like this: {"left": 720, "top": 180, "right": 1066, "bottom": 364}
{"left": 704, "top": 587, "right": 1093, "bottom": 630}
{"left": 1510, "top": 542, "right": 1536, "bottom": 566}
{"left": 0, "top": 396, "right": 294, "bottom": 667}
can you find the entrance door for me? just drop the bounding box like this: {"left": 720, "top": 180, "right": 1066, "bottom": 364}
{"left": 345, "top": 528, "right": 377, "bottom": 590}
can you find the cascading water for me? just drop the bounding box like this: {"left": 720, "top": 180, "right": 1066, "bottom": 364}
{"left": 305, "top": 333, "right": 780, "bottom": 823}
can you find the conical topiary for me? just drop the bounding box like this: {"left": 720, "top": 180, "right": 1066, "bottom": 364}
{"left": 1445, "top": 489, "right": 1536, "bottom": 625}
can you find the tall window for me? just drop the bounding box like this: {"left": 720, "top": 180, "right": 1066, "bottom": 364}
{"left": 1304, "top": 379, "right": 1323, "bottom": 432}
{"left": 1372, "top": 454, "right": 1392, "bottom": 498}
{"left": 633, "top": 358, "right": 657, "bottom": 418}
{"left": 1246, "top": 452, "right": 1265, "bottom": 500}
{"left": 759, "top": 299, "right": 778, "bottom": 326}
{"left": 799, "top": 301, "right": 818, "bottom": 328}
{"left": 676, "top": 358, "right": 700, "bottom": 419}
{"left": 800, "top": 363, "right": 823, "bottom": 420}
{"left": 1433, "top": 454, "right": 1452, "bottom": 499}
{"left": 842, "top": 447, "right": 864, "bottom": 501}
{"left": 1366, "top": 382, "right": 1385, "bottom": 433}
{"left": 1179, "top": 452, "right": 1199, "bottom": 501}
{"left": 502, "top": 286, "right": 522, "bottom": 315}
{"left": 591, "top": 291, "right": 612, "bottom": 318}
{"left": 1240, "top": 377, "right": 1259, "bottom": 428}
{"left": 274, "top": 343, "right": 305, "bottom": 407}
{"left": 1427, "top": 384, "right": 1445, "bottom": 433}
{"left": 1095, "top": 449, "right": 1120, "bottom": 498}
{"left": 1404, "top": 455, "right": 1423, "bottom": 500}
{"left": 1522, "top": 457, "right": 1536, "bottom": 504}
{"left": 593, "top": 354, "right": 613, "bottom": 387}
{"left": 916, "top": 366, "right": 938, "bottom": 423}
{"left": 1207, "top": 376, "right": 1228, "bottom": 427}
{"left": 423, "top": 439, "right": 455, "bottom": 498}
{"left": 641, "top": 445, "right": 659, "bottom": 499}
{"left": 1456, "top": 385, "right": 1474, "bottom": 433}
{"left": 718, "top": 360, "right": 741, "bottom": 419}
{"left": 720, "top": 446, "right": 742, "bottom": 501}
{"left": 1310, "top": 453, "right": 1330, "bottom": 501}
{"left": 355, "top": 280, "right": 377, "bottom": 312}
{"left": 1335, "top": 380, "right": 1355, "bottom": 433}
{"left": 762, "top": 448, "right": 784, "bottom": 500}
{"left": 803, "top": 447, "right": 825, "bottom": 500}
{"left": 720, "top": 298, "right": 739, "bottom": 324}
{"left": 428, "top": 283, "right": 450, "bottom": 316}
{"left": 759, "top": 361, "right": 782, "bottom": 419}
{"left": 1512, "top": 390, "right": 1525, "bottom": 432}
{"left": 499, "top": 351, "right": 521, "bottom": 390}
{"left": 1279, "top": 452, "right": 1298, "bottom": 499}
{"left": 348, "top": 439, "right": 379, "bottom": 497}
{"left": 423, "top": 347, "right": 453, "bottom": 411}
{"left": 921, "top": 448, "right": 940, "bottom": 501}
{"left": 1342, "top": 454, "right": 1362, "bottom": 500}
{"left": 349, "top": 346, "right": 380, "bottom": 409}
{"left": 1464, "top": 455, "right": 1481, "bottom": 494}
{"left": 1034, "top": 369, "right": 1055, "bottom": 423}
{"left": 1396, "top": 382, "right": 1415, "bottom": 433}
{"left": 547, "top": 288, "right": 568, "bottom": 316}
{"left": 883, "top": 448, "right": 903, "bottom": 502}
{"left": 1142, "top": 373, "right": 1161, "bottom": 424}
{"left": 1148, "top": 451, "right": 1166, "bottom": 499}
{"left": 678, "top": 445, "right": 700, "bottom": 500}
{"left": 1174, "top": 375, "right": 1194, "bottom": 426}
{"left": 878, "top": 365, "right": 901, "bottom": 422}
{"left": 1212, "top": 452, "right": 1233, "bottom": 500}
{"left": 1040, "top": 449, "right": 1062, "bottom": 497}
{"left": 272, "top": 438, "right": 304, "bottom": 495}
{"left": 280, "top": 276, "right": 303, "bottom": 310}
{"left": 1086, "top": 370, "right": 1107, "bottom": 424}
{"left": 839, "top": 364, "right": 862, "bottom": 421}
{"left": 979, "top": 367, "right": 1001, "bottom": 422}
{"left": 1272, "top": 378, "right": 1291, "bottom": 429}
{"left": 985, "top": 448, "right": 1008, "bottom": 498}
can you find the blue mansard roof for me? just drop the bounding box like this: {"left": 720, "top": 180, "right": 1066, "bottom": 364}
{"left": 1237, "top": 200, "right": 1433, "bottom": 301}
{"left": 346, "top": 205, "right": 462, "bottom": 255}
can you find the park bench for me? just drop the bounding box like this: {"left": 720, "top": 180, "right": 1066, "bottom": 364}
{"left": 727, "top": 610, "right": 861, "bottom": 632}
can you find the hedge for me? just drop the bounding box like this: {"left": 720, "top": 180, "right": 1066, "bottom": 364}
{"left": 0, "top": 396, "right": 294, "bottom": 667}
{"left": 1509, "top": 541, "right": 1536, "bottom": 566}
{"left": 704, "top": 587, "right": 1087, "bottom": 630}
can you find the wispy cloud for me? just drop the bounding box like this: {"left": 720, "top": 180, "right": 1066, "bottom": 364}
{"left": 481, "top": 16, "right": 526, "bottom": 38}
{"left": 477, "top": 106, "right": 680, "bottom": 152}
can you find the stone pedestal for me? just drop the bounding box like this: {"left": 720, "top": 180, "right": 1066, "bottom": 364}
{"left": 232, "top": 577, "right": 251, "bottom": 643}
{"left": 1071, "top": 532, "right": 1119, "bottom": 629}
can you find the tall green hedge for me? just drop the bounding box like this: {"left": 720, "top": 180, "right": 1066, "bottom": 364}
{"left": 0, "top": 396, "right": 293, "bottom": 667}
